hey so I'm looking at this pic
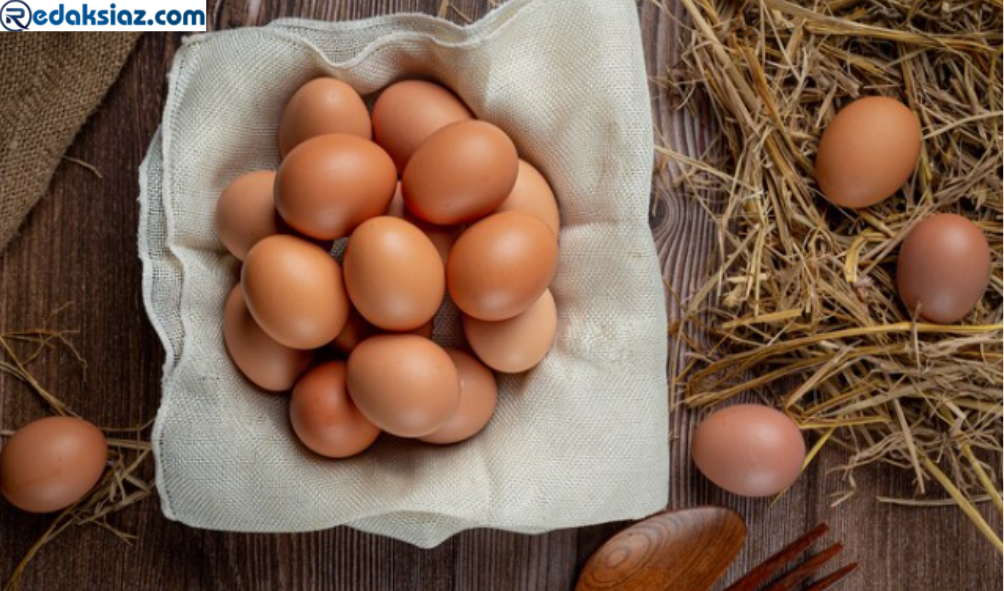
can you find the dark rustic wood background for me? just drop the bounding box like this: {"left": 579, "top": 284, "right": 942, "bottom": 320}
{"left": 1, "top": 1, "right": 1001, "bottom": 589}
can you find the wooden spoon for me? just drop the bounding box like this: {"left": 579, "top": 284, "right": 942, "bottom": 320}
{"left": 575, "top": 507, "right": 747, "bottom": 591}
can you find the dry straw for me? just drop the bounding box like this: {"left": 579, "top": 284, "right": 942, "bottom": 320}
{"left": 0, "top": 315, "right": 153, "bottom": 591}
{"left": 654, "top": 0, "right": 1003, "bottom": 551}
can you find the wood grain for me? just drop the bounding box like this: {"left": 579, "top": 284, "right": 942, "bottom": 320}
{"left": 722, "top": 523, "right": 834, "bottom": 591}
{"left": 576, "top": 508, "right": 746, "bottom": 591}
{"left": 0, "top": 1, "right": 1001, "bottom": 590}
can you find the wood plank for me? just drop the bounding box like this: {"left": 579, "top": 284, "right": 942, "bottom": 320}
{"left": 0, "top": 1, "right": 999, "bottom": 589}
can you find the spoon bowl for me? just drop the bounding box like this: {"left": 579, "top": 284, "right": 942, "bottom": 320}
{"left": 575, "top": 507, "right": 747, "bottom": 591}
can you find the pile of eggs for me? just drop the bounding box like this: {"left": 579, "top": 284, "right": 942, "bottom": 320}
{"left": 690, "top": 97, "right": 992, "bottom": 499}
{"left": 217, "top": 78, "right": 561, "bottom": 458}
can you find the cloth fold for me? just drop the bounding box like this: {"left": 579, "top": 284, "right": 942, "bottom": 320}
{"left": 0, "top": 32, "right": 139, "bottom": 252}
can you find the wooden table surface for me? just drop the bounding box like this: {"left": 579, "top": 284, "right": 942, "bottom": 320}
{"left": 1, "top": 1, "right": 1000, "bottom": 589}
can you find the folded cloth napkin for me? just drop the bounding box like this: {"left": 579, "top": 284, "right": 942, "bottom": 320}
{"left": 141, "top": 0, "right": 668, "bottom": 548}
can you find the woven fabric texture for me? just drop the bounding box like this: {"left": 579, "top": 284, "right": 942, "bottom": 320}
{"left": 140, "top": 0, "right": 668, "bottom": 547}
{"left": 0, "top": 32, "right": 138, "bottom": 252}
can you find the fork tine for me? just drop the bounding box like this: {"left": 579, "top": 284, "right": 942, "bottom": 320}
{"left": 762, "top": 543, "right": 844, "bottom": 591}
{"left": 803, "top": 562, "right": 860, "bottom": 591}
{"left": 723, "top": 522, "right": 830, "bottom": 591}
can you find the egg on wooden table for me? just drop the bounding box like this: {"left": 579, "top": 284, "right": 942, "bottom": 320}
{"left": 896, "top": 213, "right": 991, "bottom": 324}
{"left": 372, "top": 79, "right": 474, "bottom": 172}
{"left": 691, "top": 404, "right": 806, "bottom": 497}
{"left": 0, "top": 417, "right": 108, "bottom": 513}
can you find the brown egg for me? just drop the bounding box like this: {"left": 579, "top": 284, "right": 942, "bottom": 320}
{"left": 410, "top": 319, "right": 435, "bottom": 339}
{"left": 815, "top": 96, "right": 922, "bottom": 209}
{"left": 215, "top": 170, "right": 278, "bottom": 261}
{"left": 448, "top": 211, "right": 558, "bottom": 321}
{"left": 0, "top": 417, "right": 108, "bottom": 513}
{"left": 271, "top": 209, "right": 331, "bottom": 247}
{"left": 275, "top": 134, "right": 397, "bottom": 240}
{"left": 420, "top": 349, "right": 498, "bottom": 445}
{"left": 387, "top": 182, "right": 458, "bottom": 264}
{"left": 242, "top": 234, "right": 349, "bottom": 349}
{"left": 496, "top": 160, "right": 561, "bottom": 236}
{"left": 372, "top": 80, "right": 473, "bottom": 171}
{"left": 331, "top": 310, "right": 435, "bottom": 355}
{"left": 279, "top": 78, "right": 372, "bottom": 157}
{"left": 347, "top": 335, "right": 460, "bottom": 438}
{"left": 897, "top": 213, "right": 991, "bottom": 324}
{"left": 343, "top": 216, "right": 445, "bottom": 331}
{"left": 463, "top": 289, "right": 557, "bottom": 373}
{"left": 223, "top": 285, "right": 312, "bottom": 391}
{"left": 331, "top": 309, "right": 380, "bottom": 355}
{"left": 402, "top": 120, "right": 519, "bottom": 225}
{"left": 290, "top": 361, "right": 381, "bottom": 458}
{"left": 691, "top": 404, "right": 805, "bottom": 497}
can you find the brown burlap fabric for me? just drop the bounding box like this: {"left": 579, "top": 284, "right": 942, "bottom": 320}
{"left": 0, "top": 33, "right": 139, "bottom": 252}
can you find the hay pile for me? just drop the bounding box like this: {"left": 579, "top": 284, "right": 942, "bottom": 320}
{"left": 658, "top": 0, "right": 1003, "bottom": 550}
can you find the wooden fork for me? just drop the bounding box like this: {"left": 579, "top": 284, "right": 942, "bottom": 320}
{"left": 576, "top": 509, "right": 858, "bottom": 591}
{"left": 723, "top": 522, "right": 858, "bottom": 591}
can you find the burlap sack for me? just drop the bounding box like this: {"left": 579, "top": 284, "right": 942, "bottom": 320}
{"left": 141, "top": 0, "right": 668, "bottom": 547}
{"left": 0, "top": 33, "right": 138, "bottom": 253}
